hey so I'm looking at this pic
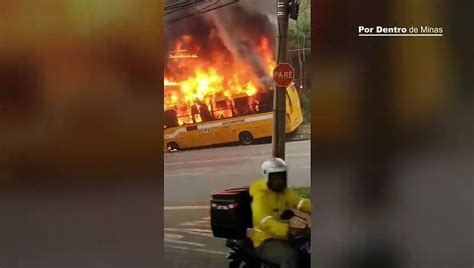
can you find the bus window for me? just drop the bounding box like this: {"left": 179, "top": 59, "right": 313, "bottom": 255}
{"left": 214, "top": 108, "right": 233, "bottom": 120}
{"left": 233, "top": 96, "right": 250, "bottom": 116}
{"left": 253, "top": 100, "right": 260, "bottom": 113}
{"left": 195, "top": 100, "right": 213, "bottom": 122}
{"left": 258, "top": 91, "right": 273, "bottom": 113}
{"left": 213, "top": 99, "right": 233, "bottom": 119}
{"left": 176, "top": 104, "right": 194, "bottom": 125}
{"left": 178, "top": 115, "right": 193, "bottom": 125}
{"left": 191, "top": 103, "right": 200, "bottom": 124}
{"left": 193, "top": 113, "right": 202, "bottom": 124}
{"left": 164, "top": 109, "right": 179, "bottom": 128}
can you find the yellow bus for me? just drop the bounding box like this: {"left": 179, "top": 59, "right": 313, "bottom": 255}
{"left": 163, "top": 83, "right": 303, "bottom": 151}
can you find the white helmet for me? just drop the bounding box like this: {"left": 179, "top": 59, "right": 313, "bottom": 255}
{"left": 261, "top": 158, "right": 288, "bottom": 178}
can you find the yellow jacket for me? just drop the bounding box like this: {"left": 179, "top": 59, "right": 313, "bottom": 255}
{"left": 249, "top": 179, "right": 311, "bottom": 248}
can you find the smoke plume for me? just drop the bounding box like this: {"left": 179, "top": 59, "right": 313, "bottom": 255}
{"left": 164, "top": 2, "right": 277, "bottom": 88}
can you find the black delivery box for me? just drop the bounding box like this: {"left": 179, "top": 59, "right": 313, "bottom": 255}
{"left": 210, "top": 186, "right": 253, "bottom": 239}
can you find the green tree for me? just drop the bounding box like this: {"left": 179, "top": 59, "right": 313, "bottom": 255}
{"left": 288, "top": 0, "right": 311, "bottom": 124}
{"left": 288, "top": 0, "right": 310, "bottom": 49}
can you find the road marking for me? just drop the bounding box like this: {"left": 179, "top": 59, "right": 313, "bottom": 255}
{"left": 165, "top": 228, "right": 212, "bottom": 237}
{"left": 165, "top": 228, "right": 211, "bottom": 233}
{"left": 164, "top": 233, "right": 184, "bottom": 240}
{"left": 165, "top": 153, "right": 310, "bottom": 166}
{"left": 164, "top": 229, "right": 208, "bottom": 247}
{"left": 184, "top": 231, "right": 212, "bottom": 237}
{"left": 182, "top": 229, "right": 212, "bottom": 237}
{"left": 192, "top": 248, "right": 228, "bottom": 255}
{"left": 164, "top": 228, "right": 182, "bottom": 232}
{"left": 180, "top": 220, "right": 209, "bottom": 226}
{"left": 165, "top": 245, "right": 189, "bottom": 250}
{"left": 183, "top": 228, "right": 212, "bottom": 233}
{"left": 165, "top": 245, "right": 228, "bottom": 256}
{"left": 165, "top": 171, "right": 208, "bottom": 177}
{"left": 164, "top": 206, "right": 208, "bottom": 210}
{"left": 301, "top": 165, "right": 311, "bottom": 169}
{"left": 164, "top": 239, "right": 206, "bottom": 247}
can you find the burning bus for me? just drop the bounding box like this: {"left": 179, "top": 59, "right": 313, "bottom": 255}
{"left": 164, "top": 82, "right": 303, "bottom": 151}
{"left": 163, "top": 4, "right": 303, "bottom": 151}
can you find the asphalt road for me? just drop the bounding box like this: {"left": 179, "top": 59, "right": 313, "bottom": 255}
{"left": 163, "top": 140, "right": 311, "bottom": 267}
{"left": 163, "top": 210, "right": 227, "bottom": 268}
{"left": 164, "top": 140, "right": 311, "bottom": 206}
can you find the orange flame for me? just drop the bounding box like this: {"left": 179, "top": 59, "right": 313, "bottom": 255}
{"left": 164, "top": 35, "right": 275, "bottom": 125}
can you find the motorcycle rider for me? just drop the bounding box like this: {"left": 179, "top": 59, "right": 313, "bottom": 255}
{"left": 249, "top": 158, "right": 311, "bottom": 268}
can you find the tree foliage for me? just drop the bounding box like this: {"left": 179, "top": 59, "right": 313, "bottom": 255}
{"left": 288, "top": 0, "right": 311, "bottom": 49}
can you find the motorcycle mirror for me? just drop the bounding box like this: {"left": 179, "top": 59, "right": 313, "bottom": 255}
{"left": 280, "top": 209, "right": 296, "bottom": 220}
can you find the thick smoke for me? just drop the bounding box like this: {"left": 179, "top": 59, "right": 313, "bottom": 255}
{"left": 164, "top": 14, "right": 225, "bottom": 80}
{"left": 208, "top": 4, "right": 276, "bottom": 87}
{"left": 237, "top": 0, "right": 277, "bottom": 17}
{"left": 164, "top": 2, "right": 277, "bottom": 88}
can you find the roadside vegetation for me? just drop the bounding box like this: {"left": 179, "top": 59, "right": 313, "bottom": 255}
{"left": 293, "top": 187, "right": 311, "bottom": 199}
{"left": 288, "top": 0, "right": 311, "bottom": 125}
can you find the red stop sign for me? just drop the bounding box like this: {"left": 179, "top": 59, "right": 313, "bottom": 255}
{"left": 273, "top": 63, "right": 295, "bottom": 87}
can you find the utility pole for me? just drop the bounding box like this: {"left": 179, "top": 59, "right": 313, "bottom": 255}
{"left": 272, "top": 0, "right": 290, "bottom": 160}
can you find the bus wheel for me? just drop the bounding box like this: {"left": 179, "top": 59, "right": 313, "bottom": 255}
{"left": 239, "top": 132, "right": 254, "bottom": 145}
{"left": 167, "top": 142, "right": 179, "bottom": 152}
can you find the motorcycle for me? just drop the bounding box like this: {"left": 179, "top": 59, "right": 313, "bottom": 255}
{"left": 224, "top": 209, "right": 311, "bottom": 268}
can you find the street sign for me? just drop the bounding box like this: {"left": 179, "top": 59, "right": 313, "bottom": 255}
{"left": 273, "top": 63, "right": 294, "bottom": 87}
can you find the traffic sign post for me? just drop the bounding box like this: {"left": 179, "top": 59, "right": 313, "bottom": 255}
{"left": 272, "top": 62, "right": 294, "bottom": 160}
{"left": 273, "top": 63, "right": 295, "bottom": 87}
{"left": 272, "top": 0, "right": 291, "bottom": 160}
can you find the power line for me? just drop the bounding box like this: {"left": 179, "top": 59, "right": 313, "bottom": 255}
{"left": 164, "top": 0, "right": 237, "bottom": 24}
{"left": 164, "top": 0, "right": 239, "bottom": 26}
{"left": 165, "top": 1, "right": 207, "bottom": 15}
